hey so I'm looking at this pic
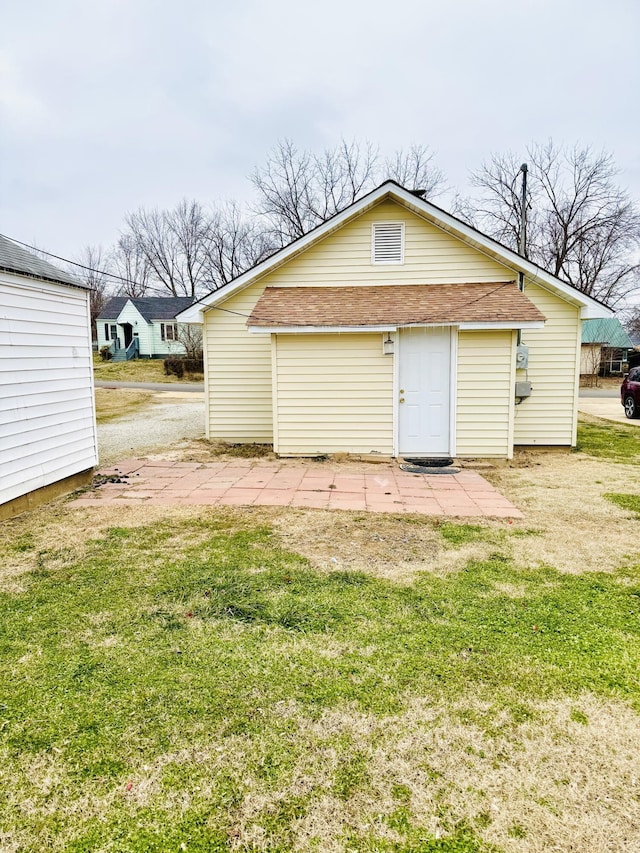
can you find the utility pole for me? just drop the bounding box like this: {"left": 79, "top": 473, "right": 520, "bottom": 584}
{"left": 518, "top": 163, "right": 528, "bottom": 258}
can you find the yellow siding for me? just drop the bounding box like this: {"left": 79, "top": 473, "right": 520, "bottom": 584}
{"left": 513, "top": 282, "right": 580, "bottom": 446}
{"left": 203, "top": 198, "right": 515, "bottom": 445}
{"left": 204, "top": 280, "right": 272, "bottom": 442}
{"left": 257, "top": 200, "right": 514, "bottom": 287}
{"left": 273, "top": 333, "right": 393, "bottom": 456}
{"left": 456, "top": 331, "right": 515, "bottom": 458}
{"left": 202, "top": 196, "right": 581, "bottom": 453}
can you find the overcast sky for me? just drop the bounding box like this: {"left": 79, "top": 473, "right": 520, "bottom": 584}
{"left": 1, "top": 0, "right": 638, "bottom": 261}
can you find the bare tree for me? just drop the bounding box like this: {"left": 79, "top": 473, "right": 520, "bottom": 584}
{"left": 71, "top": 245, "right": 112, "bottom": 338}
{"left": 177, "top": 323, "right": 203, "bottom": 359}
{"left": 311, "top": 139, "right": 379, "bottom": 223}
{"left": 111, "top": 234, "right": 152, "bottom": 298}
{"left": 252, "top": 138, "right": 445, "bottom": 245}
{"left": 463, "top": 141, "right": 640, "bottom": 307}
{"left": 384, "top": 144, "right": 446, "bottom": 198}
{"left": 202, "top": 200, "right": 275, "bottom": 290}
{"left": 580, "top": 342, "right": 602, "bottom": 387}
{"left": 124, "top": 200, "right": 210, "bottom": 297}
{"left": 624, "top": 305, "right": 640, "bottom": 340}
{"left": 461, "top": 149, "right": 533, "bottom": 250}
{"left": 252, "top": 140, "right": 316, "bottom": 242}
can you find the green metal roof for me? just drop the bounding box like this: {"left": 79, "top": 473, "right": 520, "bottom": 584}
{"left": 582, "top": 318, "right": 634, "bottom": 348}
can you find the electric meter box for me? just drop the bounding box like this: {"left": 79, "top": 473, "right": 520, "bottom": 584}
{"left": 516, "top": 344, "right": 529, "bottom": 369}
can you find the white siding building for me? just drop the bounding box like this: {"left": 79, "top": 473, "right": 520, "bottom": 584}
{"left": 0, "top": 236, "right": 98, "bottom": 518}
{"left": 96, "top": 296, "right": 195, "bottom": 359}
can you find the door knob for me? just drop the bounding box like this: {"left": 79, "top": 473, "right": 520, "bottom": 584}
{"left": 399, "top": 397, "right": 405, "bottom": 403}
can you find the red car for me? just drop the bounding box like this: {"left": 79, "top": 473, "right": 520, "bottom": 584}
{"left": 621, "top": 367, "right": 640, "bottom": 418}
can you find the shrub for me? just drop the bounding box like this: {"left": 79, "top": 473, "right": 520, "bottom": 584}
{"left": 164, "top": 357, "right": 184, "bottom": 378}
{"left": 164, "top": 357, "right": 203, "bottom": 377}
{"left": 183, "top": 358, "right": 204, "bottom": 374}
{"left": 99, "top": 345, "right": 113, "bottom": 361}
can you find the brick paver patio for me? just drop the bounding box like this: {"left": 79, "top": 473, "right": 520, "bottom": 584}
{"left": 72, "top": 458, "right": 523, "bottom": 518}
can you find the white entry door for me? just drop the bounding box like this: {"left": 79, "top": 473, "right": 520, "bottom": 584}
{"left": 398, "top": 327, "right": 452, "bottom": 456}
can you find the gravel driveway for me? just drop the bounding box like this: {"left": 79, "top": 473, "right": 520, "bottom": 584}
{"left": 97, "top": 393, "right": 205, "bottom": 465}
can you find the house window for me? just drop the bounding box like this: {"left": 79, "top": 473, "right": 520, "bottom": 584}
{"left": 161, "top": 323, "right": 178, "bottom": 341}
{"left": 104, "top": 323, "right": 109, "bottom": 341}
{"left": 372, "top": 222, "right": 404, "bottom": 264}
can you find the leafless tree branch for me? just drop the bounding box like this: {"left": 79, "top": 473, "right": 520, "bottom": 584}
{"left": 461, "top": 141, "right": 640, "bottom": 306}
{"left": 251, "top": 138, "right": 446, "bottom": 246}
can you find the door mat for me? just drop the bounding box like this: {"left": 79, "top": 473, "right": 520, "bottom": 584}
{"left": 400, "top": 464, "right": 461, "bottom": 475}
{"left": 403, "top": 457, "right": 453, "bottom": 467}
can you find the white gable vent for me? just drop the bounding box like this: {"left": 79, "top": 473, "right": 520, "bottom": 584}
{"left": 372, "top": 222, "right": 404, "bottom": 264}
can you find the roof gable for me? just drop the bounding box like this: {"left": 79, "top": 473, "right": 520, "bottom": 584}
{"left": 254, "top": 198, "right": 512, "bottom": 290}
{"left": 178, "top": 181, "right": 613, "bottom": 323}
{"left": 98, "top": 297, "right": 128, "bottom": 319}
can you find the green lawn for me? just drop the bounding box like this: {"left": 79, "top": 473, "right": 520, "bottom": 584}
{"left": 576, "top": 416, "right": 640, "bottom": 463}
{"left": 2, "top": 510, "right": 639, "bottom": 852}
{"left": 2, "top": 415, "right": 640, "bottom": 851}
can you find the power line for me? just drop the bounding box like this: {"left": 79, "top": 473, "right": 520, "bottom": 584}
{"left": 0, "top": 230, "right": 251, "bottom": 319}
{"left": 0, "top": 230, "right": 138, "bottom": 287}
{"left": 0, "top": 231, "right": 519, "bottom": 325}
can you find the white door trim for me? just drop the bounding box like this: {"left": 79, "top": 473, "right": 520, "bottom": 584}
{"left": 392, "top": 331, "right": 400, "bottom": 457}
{"left": 449, "top": 328, "right": 458, "bottom": 457}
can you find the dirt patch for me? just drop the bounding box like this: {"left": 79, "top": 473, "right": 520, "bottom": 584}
{"left": 580, "top": 376, "right": 622, "bottom": 390}
{"left": 272, "top": 510, "right": 504, "bottom": 582}
{"left": 189, "top": 439, "right": 277, "bottom": 460}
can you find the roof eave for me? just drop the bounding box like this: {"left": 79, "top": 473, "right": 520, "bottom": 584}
{"left": 0, "top": 264, "right": 87, "bottom": 290}
{"left": 248, "top": 320, "right": 545, "bottom": 334}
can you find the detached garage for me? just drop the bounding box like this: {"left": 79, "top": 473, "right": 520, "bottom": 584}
{"left": 179, "top": 181, "right": 613, "bottom": 460}
{"left": 0, "top": 236, "right": 98, "bottom": 519}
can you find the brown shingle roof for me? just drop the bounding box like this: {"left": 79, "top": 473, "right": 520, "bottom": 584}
{"left": 247, "top": 283, "right": 546, "bottom": 328}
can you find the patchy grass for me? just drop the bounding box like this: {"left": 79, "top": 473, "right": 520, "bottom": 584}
{"left": 437, "top": 522, "right": 490, "bottom": 547}
{"left": 1, "top": 508, "right": 640, "bottom": 852}
{"left": 93, "top": 353, "right": 203, "bottom": 384}
{"left": 94, "top": 387, "right": 155, "bottom": 423}
{"left": 576, "top": 416, "right": 640, "bottom": 464}
{"left": 604, "top": 493, "right": 640, "bottom": 516}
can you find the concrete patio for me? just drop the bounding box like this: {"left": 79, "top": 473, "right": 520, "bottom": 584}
{"left": 73, "top": 458, "right": 523, "bottom": 518}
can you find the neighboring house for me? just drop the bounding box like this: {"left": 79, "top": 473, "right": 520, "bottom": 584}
{"left": 178, "top": 181, "right": 612, "bottom": 460}
{"left": 0, "top": 235, "right": 97, "bottom": 519}
{"left": 96, "top": 296, "right": 196, "bottom": 359}
{"left": 581, "top": 318, "right": 635, "bottom": 376}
